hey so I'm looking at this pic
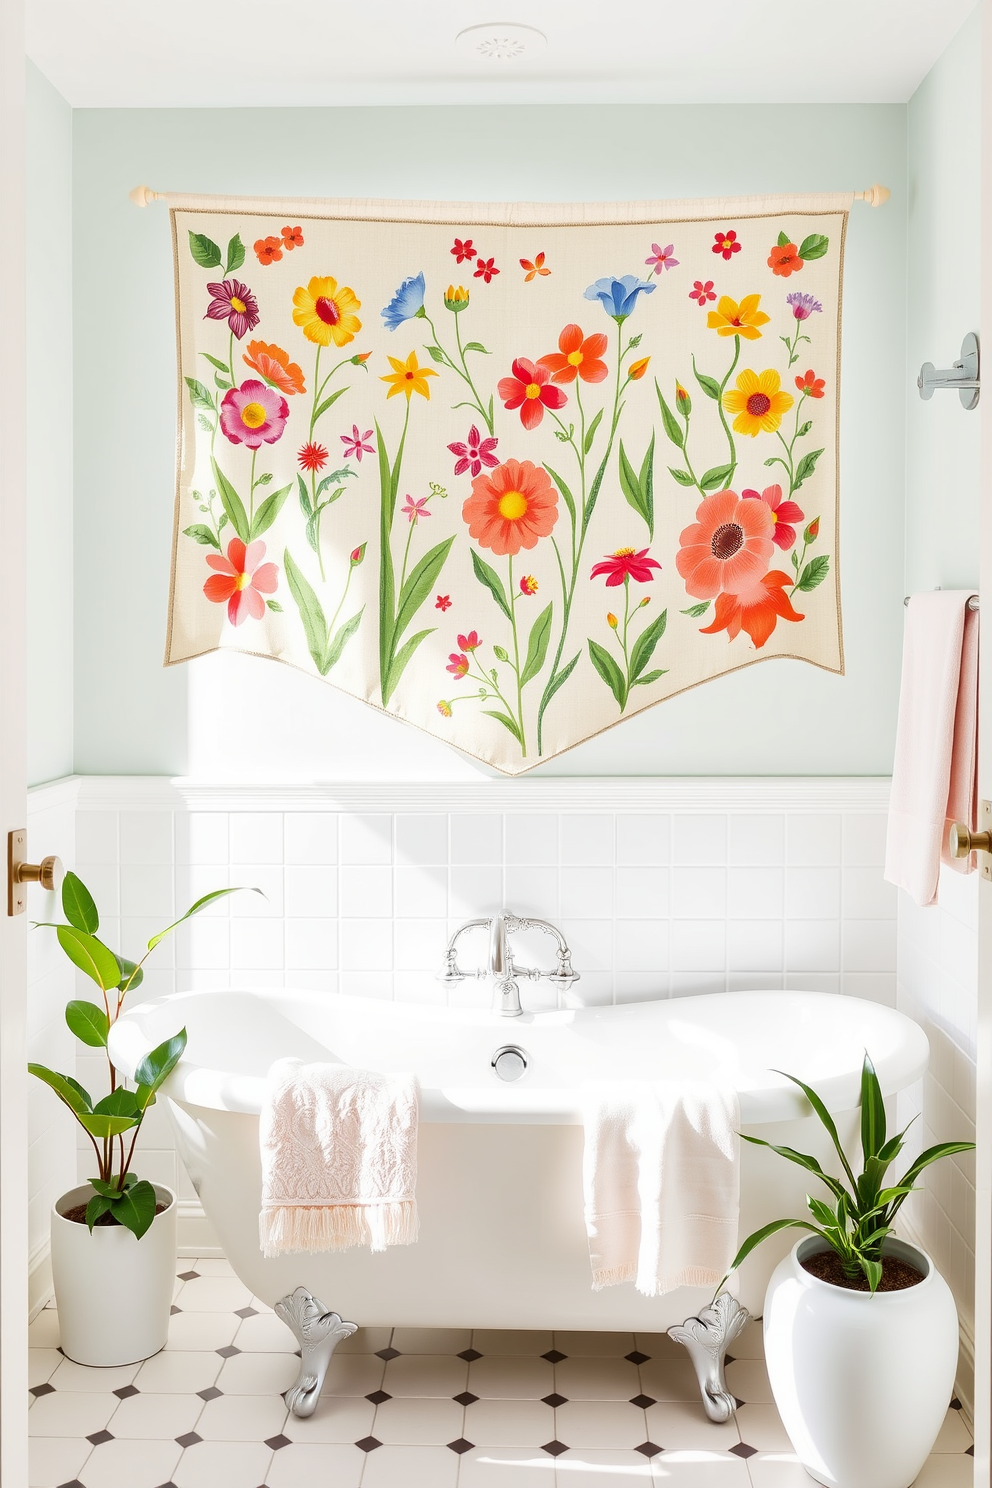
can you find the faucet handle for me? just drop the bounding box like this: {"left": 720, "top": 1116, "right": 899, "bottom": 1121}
{"left": 437, "top": 947, "right": 466, "bottom": 984}
{"left": 548, "top": 949, "right": 580, "bottom": 987}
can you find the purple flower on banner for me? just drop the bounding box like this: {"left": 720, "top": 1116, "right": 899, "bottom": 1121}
{"left": 204, "top": 279, "right": 260, "bottom": 339}
{"left": 786, "top": 292, "right": 823, "bottom": 322}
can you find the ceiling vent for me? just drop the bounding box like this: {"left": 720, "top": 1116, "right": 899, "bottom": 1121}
{"left": 455, "top": 23, "right": 547, "bottom": 62}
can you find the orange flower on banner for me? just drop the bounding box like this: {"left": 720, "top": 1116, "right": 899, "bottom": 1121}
{"left": 700, "top": 570, "right": 805, "bottom": 648}
{"left": 242, "top": 340, "right": 306, "bottom": 395}
{"left": 254, "top": 236, "right": 283, "bottom": 266}
{"left": 463, "top": 459, "right": 559, "bottom": 556}
{"left": 520, "top": 252, "right": 551, "bottom": 281}
{"left": 768, "top": 241, "right": 803, "bottom": 277}
{"left": 538, "top": 325, "right": 609, "bottom": 385}
{"left": 281, "top": 226, "right": 304, "bottom": 250}
{"left": 676, "top": 489, "right": 775, "bottom": 599}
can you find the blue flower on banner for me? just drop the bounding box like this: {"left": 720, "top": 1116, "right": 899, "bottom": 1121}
{"left": 381, "top": 272, "right": 427, "bottom": 331}
{"left": 584, "top": 274, "right": 656, "bottom": 323}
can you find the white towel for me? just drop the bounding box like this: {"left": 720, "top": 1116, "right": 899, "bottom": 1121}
{"left": 582, "top": 1081, "right": 739, "bottom": 1297}
{"left": 884, "top": 591, "right": 979, "bottom": 907}
{"left": 259, "top": 1057, "right": 419, "bottom": 1257}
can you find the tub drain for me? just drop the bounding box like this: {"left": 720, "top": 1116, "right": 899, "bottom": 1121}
{"left": 491, "top": 1045, "right": 529, "bottom": 1082}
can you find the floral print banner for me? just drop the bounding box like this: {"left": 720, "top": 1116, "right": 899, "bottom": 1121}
{"left": 167, "top": 192, "right": 848, "bottom": 774}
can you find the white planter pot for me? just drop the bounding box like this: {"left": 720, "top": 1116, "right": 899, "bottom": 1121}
{"left": 50, "top": 1183, "right": 177, "bottom": 1366}
{"left": 763, "top": 1235, "right": 958, "bottom": 1488}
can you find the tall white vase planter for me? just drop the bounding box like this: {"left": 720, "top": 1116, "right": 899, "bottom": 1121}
{"left": 50, "top": 1183, "right": 177, "bottom": 1366}
{"left": 763, "top": 1235, "right": 958, "bottom": 1488}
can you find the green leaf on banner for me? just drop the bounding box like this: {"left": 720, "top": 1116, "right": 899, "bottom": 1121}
{"left": 794, "top": 447, "right": 825, "bottom": 490}
{"left": 700, "top": 464, "right": 734, "bottom": 492}
{"left": 185, "top": 377, "right": 214, "bottom": 412}
{"left": 583, "top": 408, "right": 604, "bottom": 455}
{"left": 470, "top": 549, "right": 513, "bottom": 623}
{"left": 778, "top": 230, "right": 791, "bottom": 247}
{"left": 483, "top": 710, "right": 523, "bottom": 744}
{"left": 284, "top": 550, "right": 330, "bottom": 673}
{"left": 692, "top": 361, "right": 721, "bottom": 400}
{"left": 521, "top": 603, "right": 553, "bottom": 686}
{"left": 249, "top": 483, "right": 292, "bottom": 541}
{"left": 425, "top": 345, "right": 445, "bottom": 363}
{"left": 188, "top": 231, "right": 221, "bottom": 268}
{"left": 798, "top": 233, "right": 829, "bottom": 261}
{"left": 668, "top": 467, "right": 695, "bottom": 487}
{"left": 796, "top": 555, "right": 831, "bottom": 592}
{"left": 325, "top": 608, "right": 364, "bottom": 671}
{"left": 681, "top": 601, "right": 711, "bottom": 618}
{"left": 656, "top": 388, "right": 684, "bottom": 448}
{"left": 632, "top": 667, "right": 666, "bottom": 687}
{"left": 630, "top": 609, "right": 668, "bottom": 683}
{"left": 543, "top": 464, "right": 576, "bottom": 526}
{"left": 463, "top": 342, "right": 490, "bottom": 354}
{"left": 587, "top": 639, "right": 627, "bottom": 710}
{"left": 313, "top": 387, "right": 348, "bottom": 424}
{"left": 395, "top": 537, "right": 455, "bottom": 643}
{"left": 225, "top": 233, "right": 246, "bottom": 274}
{"left": 211, "top": 459, "right": 249, "bottom": 542}
{"left": 201, "top": 352, "right": 229, "bottom": 372}
{"left": 384, "top": 628, "right": 433, "bottom": 703}
{"left": 183, "top": 524, "right": 220, "bottom": 549}
{"left": 297, "top": 473, "right": 313, "bottom": 517}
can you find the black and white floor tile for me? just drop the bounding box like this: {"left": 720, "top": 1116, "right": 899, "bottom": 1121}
{"left": 28, "top": 1257, "right": 974, "bottom": 1487}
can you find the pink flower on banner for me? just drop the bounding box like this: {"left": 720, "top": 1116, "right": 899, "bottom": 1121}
{"left": 645, "top": 243, "right": 678, "bottom": 274}
{"left": 219, "top": 380, "right": 289, "bottom": 448}
{"left": 457, "top": 631, "right": 482, "bottom": 652}
{"left": 689, "top": 279, "right": 717, "bottom": 306}
{"left": 340, "top": 424, "right": 375, "bottom": 461}
{"left": 203, "top": 538, "right": 278, "bottom": 626}
{"left": 448, "top": 425, "right": 499, "bottom": 478}
{"left": 401, "top": 494, "right": 431, "bottom": 524}
{"left": 447, "top": 653, "right": 470, "bottom": 678}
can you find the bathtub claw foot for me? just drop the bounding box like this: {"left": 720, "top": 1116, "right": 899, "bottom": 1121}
{"left": 667, "top": 1293, "right": 750, "bottom": 1423}
{"left": 275, "top": 1287, "right": 358, "bottom": 1417}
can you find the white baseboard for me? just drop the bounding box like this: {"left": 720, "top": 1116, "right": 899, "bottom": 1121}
{"left": 28, "top": 1237, "right": 52, "bottom": 1322}
{"left": 177, "top": 1199, "right": 223, "bottom": 1259}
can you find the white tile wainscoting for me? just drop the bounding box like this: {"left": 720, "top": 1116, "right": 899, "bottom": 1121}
{"left": 24, "top": 774, "right": 977, "bottom": 1426}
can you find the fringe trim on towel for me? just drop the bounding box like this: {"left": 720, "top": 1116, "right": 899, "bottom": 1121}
{"left": 592, "top": 1265, "right": 725, "bottom": 1296}
{"left": 259, "top": 1200, "right": 419, "bottom": 1258}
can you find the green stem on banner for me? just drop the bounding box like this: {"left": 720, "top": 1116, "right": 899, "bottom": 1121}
{"left": 327, "top": 562, "right": 355, "bottom": 638}
{"left": 248, "top": 450, "right": 257, "bottom": 526}
{"left": 507, "top": 555, "right": 526, "bottom": 757}
{"left": 422, "top": 310, "right": 494, "bottom": 435}
{"left": 715, "top": 334, "right": 741, "bottom": 483}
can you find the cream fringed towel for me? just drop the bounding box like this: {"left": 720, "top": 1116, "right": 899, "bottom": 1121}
{"left": 582, "top": 1081, "right": 739, "bottom": 1297}
{"left": 259, "top": 1058, "right": 419, "bottom": 1257}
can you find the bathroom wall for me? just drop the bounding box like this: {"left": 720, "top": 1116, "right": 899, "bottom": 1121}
{"left": 70, "top": 102, "right": 907, "bottom": 779}
{"left": 897, "top": 5, "right": 981, "bottom": 1414}
{"left": 26, "top": 62, "right": 73, "bottom": 788}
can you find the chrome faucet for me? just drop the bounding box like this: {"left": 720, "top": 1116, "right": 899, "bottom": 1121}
{"left": 439, "top": 912, "right": 580, "bottom": 1016}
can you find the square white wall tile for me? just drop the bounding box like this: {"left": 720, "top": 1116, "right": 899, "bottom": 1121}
{"left": 560, "top": 815, "right": 614, "bottom": 865}
{"left": 616, "top": 813, "right": 670, "bottom": 866}
{"left": 504, "top": 813, "right": 558, "bottom": 864}
{"left": 450, "top": 814, "right": 502, "bottom": 865}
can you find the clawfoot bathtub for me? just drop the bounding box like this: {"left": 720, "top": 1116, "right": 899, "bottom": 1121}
{"left": 111, "top": 989, "right": 928, "bottom": 1417}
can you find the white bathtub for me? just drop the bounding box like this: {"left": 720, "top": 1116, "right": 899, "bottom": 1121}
{"left": 110, "top": 988, "right": 928, "bottom": 1333}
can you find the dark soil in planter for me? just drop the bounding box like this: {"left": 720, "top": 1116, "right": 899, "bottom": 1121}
{"left": 801, "top": 1249, "right": 924, "bottom": 1291}
{"left": 62, "top": 1202, "right": 169, "bottom": 1227}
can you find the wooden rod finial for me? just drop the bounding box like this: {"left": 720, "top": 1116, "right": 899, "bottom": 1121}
{"left": 129, "top": 184, "right": 160, "bottom": 208}
{"left": 857, "top": 183, "right": 890, "bottom": 207}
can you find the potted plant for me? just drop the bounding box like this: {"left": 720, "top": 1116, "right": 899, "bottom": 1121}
{"left": 30, "top": 870, "right": 247, "bottom": 1366}
{"left": 722, "top": 1054, "right": 974, "bottom": 1488}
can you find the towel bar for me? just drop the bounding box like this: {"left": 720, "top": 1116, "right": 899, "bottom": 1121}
{"left": 903, "top": 594, "right": 978, "bottom": 609}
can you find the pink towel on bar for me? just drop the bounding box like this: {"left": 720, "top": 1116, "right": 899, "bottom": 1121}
{"left": 884, "top": 591, "right": 979, "bottom": 907}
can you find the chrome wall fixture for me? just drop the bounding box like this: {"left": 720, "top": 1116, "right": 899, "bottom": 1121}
{"left": 917, "top": 332, "right": 980, "bottom": 409}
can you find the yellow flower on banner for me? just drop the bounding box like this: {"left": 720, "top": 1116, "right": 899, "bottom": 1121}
{"left": 723, "top": 368, "right": 794, "bottom": 436}
{"left": 381, "top": 350, "right": 439, "bottom": 401}
{"left": 292, "top": 276, "right": 362, "bottom": 348}
{"left": 706, "top": 294, "right": 769, "bottom": 340}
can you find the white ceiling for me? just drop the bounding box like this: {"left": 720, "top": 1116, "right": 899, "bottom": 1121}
{"left": 27, "top": 0, "right": 977, "bottom": 109}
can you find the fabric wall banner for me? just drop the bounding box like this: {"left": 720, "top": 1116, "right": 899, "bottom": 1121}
{"left": 166, "top": 191, "right": 848, "bottom": 775}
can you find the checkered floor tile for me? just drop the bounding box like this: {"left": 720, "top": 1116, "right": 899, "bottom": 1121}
{"left": 27, "top": 1257, "right": 974, "bottom": 1486}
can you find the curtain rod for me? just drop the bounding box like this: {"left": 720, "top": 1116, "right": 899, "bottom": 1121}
{"left": 128, "top": 183, "right": 891, "bottom": 209}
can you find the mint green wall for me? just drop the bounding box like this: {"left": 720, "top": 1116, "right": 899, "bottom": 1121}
{"left": 70, "top": 103, "right": 907, "bottom": 778}
{"left": 26, "top": 61, "right": 73, "bottom": 787}
{"left": 905, "top": 7, "right": 981, "bottom": 591}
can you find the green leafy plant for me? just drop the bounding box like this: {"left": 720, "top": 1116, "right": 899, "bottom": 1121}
{"left": 29, "top": 872, "right": 253, "bottom": 1239}
{"left": 722, "top": 1053, "right": 975, "bottom": 1294}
